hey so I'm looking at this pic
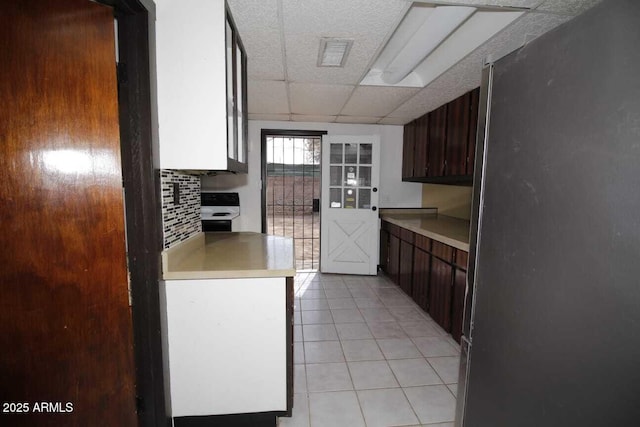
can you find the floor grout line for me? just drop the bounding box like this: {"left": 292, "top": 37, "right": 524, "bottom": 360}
{"left": 289, "top": 271, "right": 459, "bottom": 427}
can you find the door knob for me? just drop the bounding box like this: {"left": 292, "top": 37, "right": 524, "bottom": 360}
{"left": 372, "top": 187, "right": 378, "bottom": 192}
{"left": 372, "top": 206, "right": 377, "bottom": 211}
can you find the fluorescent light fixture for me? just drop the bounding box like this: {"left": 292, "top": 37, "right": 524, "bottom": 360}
{"left": 361, "top": 3, "right": 525, "bottom": 87}
{"left": 317, "top": 38, "right": 353, "bottom": 67}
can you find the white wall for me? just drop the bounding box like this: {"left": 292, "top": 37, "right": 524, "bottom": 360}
{"left": 201, "top": 120, "right": 423, "bottom": 232}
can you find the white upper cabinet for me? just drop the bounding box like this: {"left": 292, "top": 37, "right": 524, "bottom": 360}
{"left": 156, "top": 0, "right": 248, "bottom": 172}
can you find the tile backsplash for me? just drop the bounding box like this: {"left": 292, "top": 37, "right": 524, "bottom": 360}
{"left": 161, "top": 170, "right": 201, "bottom": 249}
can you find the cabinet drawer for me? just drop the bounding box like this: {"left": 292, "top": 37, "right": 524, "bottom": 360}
{"left": 414, "top": 234, "right": 431, "bottom": 252}
{"left": 400, "top": 228, "right": 414, "bottom": 244}
{"left": 388, "top": 223, "right": 401, "bottom": 237}
{"left": 431, "top": 241, "right": 454, "bottom": 262}
{"left": 455, "top": 250, "right": 469, "bottom": 270}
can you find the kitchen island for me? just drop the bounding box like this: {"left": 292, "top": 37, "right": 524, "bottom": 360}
{"left": 160, "top": 232, "right": 295, "bottom": 426}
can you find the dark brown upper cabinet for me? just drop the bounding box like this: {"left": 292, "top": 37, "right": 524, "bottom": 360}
{"left": 428, "top": 104, "right": 448, "bottom": 177}
{"left": 413, "top": 114, "right": 429, "bottom": 179}
{"left": 402, "top": 119, "right": 416, "bottom": 179}
{"left": 445, "top": 92, "right": 472, "bottom": 177}
{"left": 467, "top": 87, "right": 480, "bottom": 176}
{"left": 402, "top": 87, "right": 479, "bottom": 184}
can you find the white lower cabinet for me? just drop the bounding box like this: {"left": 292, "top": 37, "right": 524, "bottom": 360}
{"left": 160, "top": 277, "right": 287, "bottom": 417}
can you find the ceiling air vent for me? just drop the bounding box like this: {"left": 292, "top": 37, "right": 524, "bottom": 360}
{"left": 317, "top": 38, "right": 353, "bottom": 67}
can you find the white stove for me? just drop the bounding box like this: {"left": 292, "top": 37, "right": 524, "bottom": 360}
{"left": 200, "top": 206, "right": 240, "bottom": 221}
{"left": 201, "top": 192, "right": 240, "bottom": 231}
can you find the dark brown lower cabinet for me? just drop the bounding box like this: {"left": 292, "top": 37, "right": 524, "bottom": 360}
{"left": 397, "top": 228, "right": 415, "bottom": 296}
{"left": 379, "top": 227, "right": 389, "bottom": 272}
{"left": 412, "top": 248, "right": 431, "bottom": 312}
{"left": 379, "top": 221, "right": 467, "bottom": 341}
{"left": 388, "top": 233, "right": 400, "bottom": 284}
{"left": 399, "top": 239, "right": 414, "bottom": 296}
{"left": 451, "top": 268, "right": 467, "bottom": 343}
{"left": 428, "top": 257, "right": 454, "bottom": 332}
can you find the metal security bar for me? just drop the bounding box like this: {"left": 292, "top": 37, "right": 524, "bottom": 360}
{"left": 265, "top": 135, "right": 321, "bottom": 270}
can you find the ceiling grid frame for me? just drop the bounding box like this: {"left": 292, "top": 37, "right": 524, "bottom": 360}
{"left": 228, "top": 0, "right": 603, "bottom": 125}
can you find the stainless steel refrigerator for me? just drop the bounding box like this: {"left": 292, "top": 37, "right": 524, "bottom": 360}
{"left": 456, "top": 1, "right": 640, "bottom": 425}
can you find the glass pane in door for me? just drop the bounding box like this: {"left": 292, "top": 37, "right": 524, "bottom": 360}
{"left": 330, "top": 166, "right": 342, "bottom": 186}
{"left": 330, "top": 144, "right": 343, "bottom": 164}
{"left": 343, "top": 188, "right": 356, "bottom": 209}
{"left": 358, "top": 188, "right": 371, "bottom": 209}
{"left": 330, "top": 188, "right": 342, "bottom": 208}
{"left": 235, "top": 44, "right": 244, "bottom": 162}
{"left": 359, "top": 166, "right": 371, "bottom": 187}
{"left": 359, "top": 144, "right": 372, "bottom": 164}
{"left": 344, "top": 143, "right": 358, "bottom": 164}
{"left": 226, "top": 20, "right": 235, "bottom": 160}
{"left": 344, "top": 166, "right": 357, "bottom": 186}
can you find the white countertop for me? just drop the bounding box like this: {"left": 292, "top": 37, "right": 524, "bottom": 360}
{"left": 162, "top": 232, "right": 296, "bottom": 280}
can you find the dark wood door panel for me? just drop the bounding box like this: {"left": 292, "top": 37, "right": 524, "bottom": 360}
{"left": 399, "top": 240, "right": 414, "bottom": 296}
{"left": 412, "top": 248, "right": 431, "bottom": 312}
{"left": 399, "top": 228, "right": 415, "bottom": 244}
{"left": 414, "top": 234, "right": 431, "bottom": 252}
{"left": 0, "top": 1, "right": 137, "bottom": 425}
{"left": 455, "top": 249, "right": 469, "bottom": 270}
{"left": 431, "top": 241, "right": 454, "bottom": 262}
{"left": 380, "top": 228, "right": 389, "bottom": 272}
{"left": 402, "top": 120, "right": 416, "bottom": 179}
{"left": 451, "top": 269, "right": 467, "bottom": 343}
{"left": 413, "top": 115, "right": 429, "bottom": 178}
{"left": 446, "top": 92, "right": 471, "bottom": 176}
{"left": 428, "top": 105, "right": 447, "bottom": 177}
{"left": 467, "top": 87, "right": 480, "bottom": 176}
{"left": 428, "top": 257, "right": 453, "bottom": 332}
{"left": 388, "top": 234, "right": 400, "bottom": 285}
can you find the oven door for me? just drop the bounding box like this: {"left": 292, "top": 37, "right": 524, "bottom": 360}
{"left": 202, "top": 220, "right": 232, "bottom": 232}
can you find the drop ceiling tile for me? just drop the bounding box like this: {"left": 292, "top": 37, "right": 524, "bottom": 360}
{"left": 240, "top": 32, "right": 286, "bottom": 80}
{"left": 428, "top": 0, "right": 542, "bottom": 7}
{"left": 282, "top": 0, "right": 407, "bottom": 36}
{"left": 227, "top": 0, "right": 279, "bottom": 28}
{"left": 289, "top": 83, "right": 354, "bottom": 116}
{"left": 335, "top": 116, "right": 381, "bottom": 124}
{"left": 248, "top": 80, "right": 290, "bottom": 114}
{"left": 249, "top": 113, "right": 291, "bottom": 122}
{"left": 341, "top": 86, "right": 420, "bottom": 117}
{"left": 282, "top": 0, "right": 408, "bottom": 85}
{"left": 291, "top": 115, "right": 337, "bottom": 123}
{"left": 227, "top": 0, "right": 285, "bottom": 80}
{"left": 389, "top": 11, "right": 571, "bottom": 119}
{"left": 535, "top": 0, "right": 602, "bottom": 15}
{"left": 284, "top": 35, "right": 380, "bottom": 85}
{"left": 378, "top": 116, "right": 412, "bottom": 126}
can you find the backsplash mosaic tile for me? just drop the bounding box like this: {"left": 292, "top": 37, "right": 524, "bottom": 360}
{"left": 161, "top": 170, "right": 201, "bottom": 249}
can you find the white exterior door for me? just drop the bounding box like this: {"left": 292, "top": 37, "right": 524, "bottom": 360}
{"left": 320, "top": 135, "right": 380, "bottom": 275}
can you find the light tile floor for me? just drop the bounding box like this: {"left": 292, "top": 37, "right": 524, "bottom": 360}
{"left": 279, "top": 272, "right": 460, "bottom": 427}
